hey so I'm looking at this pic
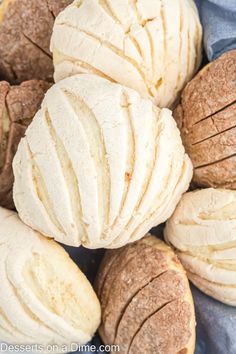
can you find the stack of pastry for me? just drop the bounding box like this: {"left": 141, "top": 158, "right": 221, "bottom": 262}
{"left": 165, "top": 49, "right": 236, "bottom": 307}
{"left": 4, "top": 0, "right": 232, "bottom": 353}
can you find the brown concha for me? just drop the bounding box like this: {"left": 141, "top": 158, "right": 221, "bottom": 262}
{"left": 0, "top": 0, "right": 72, "bottom": 83}
{"left": 0, "top": 80, "right": 51, "bottom": 209}
{"left": 95, "top": 234, "right": 195, "bottom": 354}
{"left": 174, "top": 49, "right": 236, "bottom": 189}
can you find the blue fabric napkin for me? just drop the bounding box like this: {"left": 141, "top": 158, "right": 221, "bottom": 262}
{"left": 195, "top": 0, "right": 236, "bottom": 60}
{"left": 193, "top": 285, "right": 236, "bottom": 354}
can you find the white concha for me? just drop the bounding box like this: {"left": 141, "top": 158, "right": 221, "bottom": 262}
{"left": 0, "top": 207, "right": 101, "bottom": 350}
{"left": 13, "top": 74, "right": 192, "bottom": 248}
{"left": 165, "top": 188, "right": 236, "bottom": 306}
{"left": 50, "top": 0, "right": 202, "bottom": 108}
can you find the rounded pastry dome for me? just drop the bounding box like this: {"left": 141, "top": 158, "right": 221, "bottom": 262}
{"left": 50, "top": 0, "right": 202, "bottom": 108}
{"left": 95, "top": 234, "right": 195, "bottom": 354}
{"left": 0, "top": 207, "right": 101, "bottom": 348}
{"left": 165, "top": 188, "right": 236, "bottom": 306}
{"left": 174, "top": 50, "right": 236, "bottom": 189}
{"left": 0, "top": 0, "right": 72, "bottom": 83}
{"left": 0, "top": 80, "right": 51, "bottom": 210}
{"left": 13, "top": 74, "right": 192, "bottom": 248}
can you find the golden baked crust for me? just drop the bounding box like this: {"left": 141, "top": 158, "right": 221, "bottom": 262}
{"left": 0, "top": 80, "right": 51, "bottom": 209}
{"left": 95, "top": 235, "right": 195, "bottom": 354}
{"left": 174, "top": 49, "right": 236, "bottom": 189}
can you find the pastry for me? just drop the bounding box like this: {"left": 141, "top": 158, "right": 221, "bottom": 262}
{"left": 165, "top": 188, "right": 236, "bottom": 306}
{"left": 0, "top": 0, "right": 72, "bottom": 83}
{"left": 174, "top": 50, "right": 236, "bottom": 189}
{"left": 95, "top": 234, "right": 196, "bottom": 354}
{"left": 0, "top": 80, "right": 51, "bottom": 209}
{"left": 0, "top": 207, "right": 101, "bottom": 348}
{"left": 50, "top": 0, "right": 202, "bottom": 108}
{"left": 13, "top": 74, "right": 192, "bottom": 248}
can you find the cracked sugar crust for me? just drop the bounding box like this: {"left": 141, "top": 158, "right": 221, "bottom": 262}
{"left": 0, "top": 207, "right": 101, "bottom": 346}
{"left": 99, "top": 244, "right": 170, "bottom": 344}
{"left": 0, "top": 0, "right": 72, "bottom": 83}
{"left": 13, "top": 74, "right": 192, "bottom": 247}
{"left": 165, "top": 188, "right": 236, "bottom": 306}
{"left": 114, "top": 270, "right": 187, "bottom": 352}
{"left": 174, "top": 50, "right": 236, "bottom": 189}
{"left": 51, "top": 0, "right": 202, "bottom": 108}
{"left": 0, "top": 80, "right": 51, "bottom": 209}
{"left": 95, "top": 235, "right": 195, "bottom": 354}
{"left": 129, "top": 299, "right": 192, "bottom": 354}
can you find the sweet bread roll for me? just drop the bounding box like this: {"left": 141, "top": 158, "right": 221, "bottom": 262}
{"left": 13, "top": 74, "right": 192, "bottom": 248}
{"left": 95, "top": 234, "right": 195, "bottom": 354}
{"left": 0, "top": 207, "right": 101, "bottom": 349}
{"left": 0, "top": 80, "right": 50, "bottom": 209}
{"left": 165, "top": 188, "right": 236, "bottom": 306}
{"left": 174, "top": 50, "right": 236, "bottom": 189}
{"left": 0, "top": 0, "right": 72, "bottom": 83}
{"left": 51, "top": 0, "right": 202, "bottom": 108}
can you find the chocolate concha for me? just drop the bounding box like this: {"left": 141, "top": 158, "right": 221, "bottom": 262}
{"left": 174, "top": 50, "right": 236, "bottom": 189}
{"left": 0, "top": 0, "right": 72, "bottom": 83}
{"left": 0, "top": 80, "right": 51, "bottom": 209}
{"left": 95, "top": 234, "right": 196, "bottom": 354}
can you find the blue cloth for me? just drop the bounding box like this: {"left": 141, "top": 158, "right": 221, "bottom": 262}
{"left": 195, "top": 0, "right": 236, "bottom": 60}
{"left": 193, "top": 286, "right": 236, "bottom": 354}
